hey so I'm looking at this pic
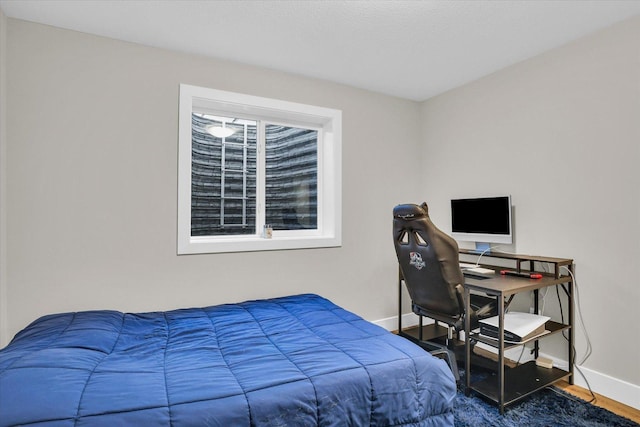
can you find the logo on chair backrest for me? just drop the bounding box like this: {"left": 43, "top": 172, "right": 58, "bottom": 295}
{"left": 409, "top": 252, "right": 426, "bottom": 270}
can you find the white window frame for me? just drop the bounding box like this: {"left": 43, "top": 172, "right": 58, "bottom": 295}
{"left": 178, "top": 84, "right": 342, "bottom": 254}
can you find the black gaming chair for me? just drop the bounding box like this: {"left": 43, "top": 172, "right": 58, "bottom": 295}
{"left": 393, "top": 202, "right": 495, "bottom": 378}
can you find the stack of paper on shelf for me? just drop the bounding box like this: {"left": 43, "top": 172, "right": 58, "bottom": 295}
{"left": 479, "top": 312, "right": 550, "bottom": 343}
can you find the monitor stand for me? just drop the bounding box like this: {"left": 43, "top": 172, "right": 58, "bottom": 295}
{"left": 474, "top": 242, "right": 491, "bottom": 254}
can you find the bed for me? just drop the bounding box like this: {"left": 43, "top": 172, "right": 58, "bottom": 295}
{"left": 0, "top": 293, "right": 455, "bottom": 426}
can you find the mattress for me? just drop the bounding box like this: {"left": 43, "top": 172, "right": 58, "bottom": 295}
{"left": 0, "top": 294, "right": 455, "bottom": 426}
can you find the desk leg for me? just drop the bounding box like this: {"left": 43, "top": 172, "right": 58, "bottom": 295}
{"left": 568, "top": 266, "right": 575, "bottom": 385}
{"left": 398, "top": 269, "right": 403, "bottom": 335}
{"left": 498, "top": 295, "right": 505, "bottom": 415}
{"left": 464, "top": 287, "right": 471, "bottom": 396}
{"left": 533, "top": 289, "right": 540, "bottom": 358}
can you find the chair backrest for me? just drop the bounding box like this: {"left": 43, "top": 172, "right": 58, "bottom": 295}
{"left": 393, "top": 203, "right": 465, "bottom": 321}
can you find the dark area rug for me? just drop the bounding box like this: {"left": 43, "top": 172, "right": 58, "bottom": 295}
{"left": 455, "top": 374, "right": 638, "bottom": 427}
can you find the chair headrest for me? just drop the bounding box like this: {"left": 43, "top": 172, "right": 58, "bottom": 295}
{"left": 393, "top": 203, "right": 427, "bottom": 221}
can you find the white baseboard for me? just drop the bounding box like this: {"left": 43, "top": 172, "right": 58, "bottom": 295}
{"left": 374, "top": 313, "right": 639, "bottom": 410}
{"left": 537, "top": 351, "right": 640, "bottom": 410}
{"left": 372, "top": 312, "right": 420, "bottom": 331}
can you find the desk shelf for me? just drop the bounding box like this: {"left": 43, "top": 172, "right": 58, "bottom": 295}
{"left": 471, "top": 320, "right": 569, "bottom": 350}
{"left": 459, "top": 249, "right": 574, "bottom": 273}
{"left": 471, "top": 361, "right": 571, "bottom": 406}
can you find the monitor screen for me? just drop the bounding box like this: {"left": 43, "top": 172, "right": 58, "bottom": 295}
{"left": 451, "top": 196, "right": 512, "bottom": 247}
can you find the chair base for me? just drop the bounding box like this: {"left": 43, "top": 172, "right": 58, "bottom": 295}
{"left": 397, "top": 325, "right": 461, "bottom": 382}
{"left": 417, "top": 340, "right": 460, "bottom": 383}
{"left": 398, "top": 325, "right": 501, "bottom": 383}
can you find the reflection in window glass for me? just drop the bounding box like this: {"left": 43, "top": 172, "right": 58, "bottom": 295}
{"left": 191, "top": 117, "right": 318, "bottom": 236}
{"left": 265, "top": 125, "right": 318, "bottom": 231}
{"left": 191, "top": 113, "right": 257, "bottom": 236}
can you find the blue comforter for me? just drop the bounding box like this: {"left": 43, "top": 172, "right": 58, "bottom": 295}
{"left": 0, "top": 294, "right": 455, "bottom": 426}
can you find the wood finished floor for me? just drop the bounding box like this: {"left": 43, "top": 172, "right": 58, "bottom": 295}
{"left": 554, "top": 380, "right": 640, "bottom": 424}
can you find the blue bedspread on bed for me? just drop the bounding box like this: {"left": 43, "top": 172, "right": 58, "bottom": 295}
{"left": 0, "top": 294, "right": 455, "bottom": 426}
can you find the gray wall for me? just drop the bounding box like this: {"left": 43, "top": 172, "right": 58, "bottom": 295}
{"left": 419, "top": 16, "right": 639, "bottom": 386}
{"left": 2, "top": 19, "right": 421, "bottom": 345}
{"left": 0, "top": 7, "right": 7, "bottom": 349}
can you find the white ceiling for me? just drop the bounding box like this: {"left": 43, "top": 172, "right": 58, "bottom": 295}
{"left": 1, "top": 0, "right": 639, "bottom": 101}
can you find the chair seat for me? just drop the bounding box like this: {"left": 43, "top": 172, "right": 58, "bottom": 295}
{"left": 412, "top": 293, "right": 496, "bottom": 331}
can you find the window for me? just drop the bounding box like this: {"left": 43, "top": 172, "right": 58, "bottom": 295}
{"left": 178, "top": 84, "right": 342, "bottom": 254}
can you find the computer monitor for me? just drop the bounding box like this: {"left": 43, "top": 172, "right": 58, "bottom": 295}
{"left": 450, "top": 196, "right": 512, "bottom": 252}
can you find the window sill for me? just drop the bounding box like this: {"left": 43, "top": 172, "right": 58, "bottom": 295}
{"left": 178, "top": 234, "right": 341, "bottom": 254}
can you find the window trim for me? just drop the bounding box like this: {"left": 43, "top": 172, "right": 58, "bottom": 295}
{"left": 178, "top": 84, "right": 342, "bottom": 254}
